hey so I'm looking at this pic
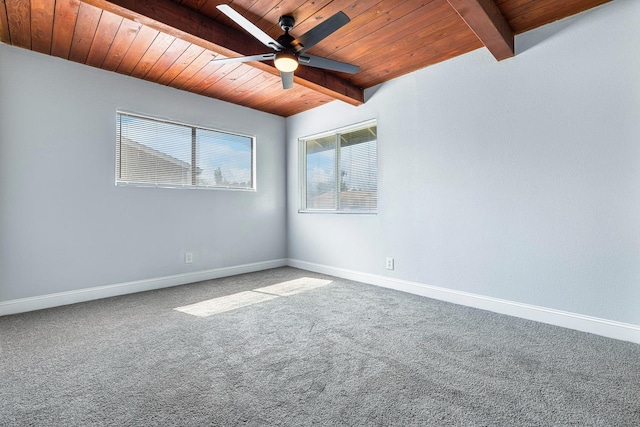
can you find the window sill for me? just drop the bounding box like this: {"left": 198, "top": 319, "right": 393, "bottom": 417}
{"left": 298, "top": 209, "right": 377, "bottom": 215}
{"left": 116, "top": 181, "right": 256, "bottom": 192}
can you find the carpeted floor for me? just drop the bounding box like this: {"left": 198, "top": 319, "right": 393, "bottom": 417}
{"left": 1, "top": 267, "right": 639, "bottom": 426}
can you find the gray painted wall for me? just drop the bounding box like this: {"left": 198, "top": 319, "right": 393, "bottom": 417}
{"left": 287, "top": 0, "right": 640, "bottom": 325}
{"left": 0, "top": 44, "right": 286, "bottom": 301}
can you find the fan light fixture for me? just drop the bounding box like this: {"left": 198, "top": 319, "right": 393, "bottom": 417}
{"left": 274, "top": 51, "right": 298, "bottom": 72}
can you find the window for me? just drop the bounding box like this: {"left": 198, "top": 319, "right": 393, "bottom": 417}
{"left": 116, "top": 112, "right": 254, "bottom": 190}
{"left": 300, "top": 121, "right": 377, "bottom": 212}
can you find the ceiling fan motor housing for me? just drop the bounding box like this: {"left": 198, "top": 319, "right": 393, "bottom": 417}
{"left": 278, "top": 16, "right": 304, "bottom": 52}
{"left": 279, "top": 15, "right": 295, "bottom": 32}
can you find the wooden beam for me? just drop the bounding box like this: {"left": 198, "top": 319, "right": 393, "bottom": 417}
{"left": 81, "top": 0, "right": 364, "bottom": 105}
{"left": 446, "top": 0, "right": 514, "bottom": 61}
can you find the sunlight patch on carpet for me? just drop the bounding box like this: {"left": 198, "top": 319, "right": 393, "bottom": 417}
{"left": 254, "top": 277, "right": 332, "bottom": 296}
{"left": 174, "top": 277, "right": 333, "bottom": 317}
{"left": 174, "top": 291, "right": 278, "bottom": 317}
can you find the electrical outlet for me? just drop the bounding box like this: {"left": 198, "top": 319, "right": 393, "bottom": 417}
{"left": 185, "top": 252, "right": 193, "bottom": 264}
{"left": 386, "top": 257, "right": 394, "bottom": 270}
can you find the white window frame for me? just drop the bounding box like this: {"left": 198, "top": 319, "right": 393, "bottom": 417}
{"left": 116, "top": 111, "right": 256, "bottom": 191}
{"left": 299, "top": 119, "right": 378, "bottom": 214}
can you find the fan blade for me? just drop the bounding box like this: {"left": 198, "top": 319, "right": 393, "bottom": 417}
{"left": 294, "top": 11, "right": 350, "bottom": 53}
{"left": 211, "top": 53, "right": 275, "bottom": 65}
{"left": 280, "top": 71, "right": 294, "bottom": 89}
{"left": 299, "top": 54, "right": 359, "bottom": 74}
{"left": 217, "top": 4, "right": 283, "bottom": 50}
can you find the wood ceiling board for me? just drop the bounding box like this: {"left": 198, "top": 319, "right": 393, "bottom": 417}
{"left": 115, "top": 25, "right": 158, "bottom": 74}
{"left": 293, "top": 64, "right": 364, "bottom": 105}
{"left": 227, "top": 69, "right": 273, "bottom": 99}
{"left": 403, "top": 28, "right": 484, "bottom": 71}
{"left": 0, "top": 1, "right": 10, "bottom": 43}
{"left": 146, "top": 38, "right": 197, "bottom": 83}
{"left": 101, "top": 18, "right": 141, "bottom": 71}
{"left": 152, "top": 39, "right": 205, "bottom": 85}
{"left": 31, "top": 0, "right": 55, "bottom": 54}
{"left": 195, "top": 62, "right": 248, "bottom": 95}
{"left": 244, "top": 76, "right": 291, "bottom": 106}
{"left": 242, "top": 82, "right": 324, "bottom": 117}
{"left": 326, "top": 0, "right": 455, "bottom": 67}
{"left": 308, "top": 0, "right": 427, "bottom": 60}
{"left": 67, "top": 2, "right": 102, "bottom": 64}
{"left": 356, "top": 22, "right": 483, "bottom": 85}
{"left": 176, "top": 59, "right": 230, "bottom": 92}
{"left": 231, "top": 77, "right": 284, "bottom": 111}
{"left": 228, "top": 0, "right": 289, "bottom": 31}
{"left": 353, "top": 26, "right": 483, "bottom": 88}
{"left": 205, "top": 65, "right": 264, "bottom": 100}
{"left": 208, "top": 0, "right": 263, "bottom": 22}
{"left": 503, "top": 0, "right": 612, "bottom": 33}
{"left": 163, "top": 48, "right": 216, "bottom": 88}
{"left": 228, "top": 71, "right": 282, "bottom": 105}
{"left": 85, "top": 11, "right": 123, "bottom": 67}
{"left": 5, "top": 0, "right": 30, "bottom": 48}
{"left": 257, "top": 0, "right": 336, "bottom": 37}
{"left": 190, "top": 0, "right": 227, "bottom": 18}
{"left": 256, "top": 92, "right": 331, "bottom": 117}
{"left": 129, "top": 31, "right": 176, "bottom": 79}
{"left": 177, "top": 0, "right": 207, "bottom": 12}
{"left": 347, "top": 7, "right": 471, "bottom": 86}
{"left": 50, "top": 0, "right": 80, "bottom": 59}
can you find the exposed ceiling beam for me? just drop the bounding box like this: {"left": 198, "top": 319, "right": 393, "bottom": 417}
{"left": 446, "top": 0, "right": 514, "bottom": 61}
{"left": 82, "top": 0, "right": 364, "bottom": 105}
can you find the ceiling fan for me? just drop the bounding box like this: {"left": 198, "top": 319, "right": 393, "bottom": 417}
{"left": 213, "top": 4, "right": 359, "bottom": 89}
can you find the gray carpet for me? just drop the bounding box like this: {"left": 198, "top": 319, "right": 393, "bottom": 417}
{"left": 1, "top": 267, "right": 639, "bottom": 426}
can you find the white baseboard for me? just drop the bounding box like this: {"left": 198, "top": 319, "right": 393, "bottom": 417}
{"left": 0, "top": 259, "right": 288, "bottom": 317}
{"left": 287, "top": 259, "right": 640, "bottom": 345}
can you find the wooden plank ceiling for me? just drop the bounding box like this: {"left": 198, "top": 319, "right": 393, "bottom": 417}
{"left": 1, "top": 0, "right": 611, "bottom": 117}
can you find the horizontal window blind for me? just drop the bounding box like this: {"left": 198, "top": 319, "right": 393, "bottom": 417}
{"left": 339, "top": 127, "right": 377, "bottom": 210}
{"left": 116, "top": 113, "right": 254, "bottom": 190}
